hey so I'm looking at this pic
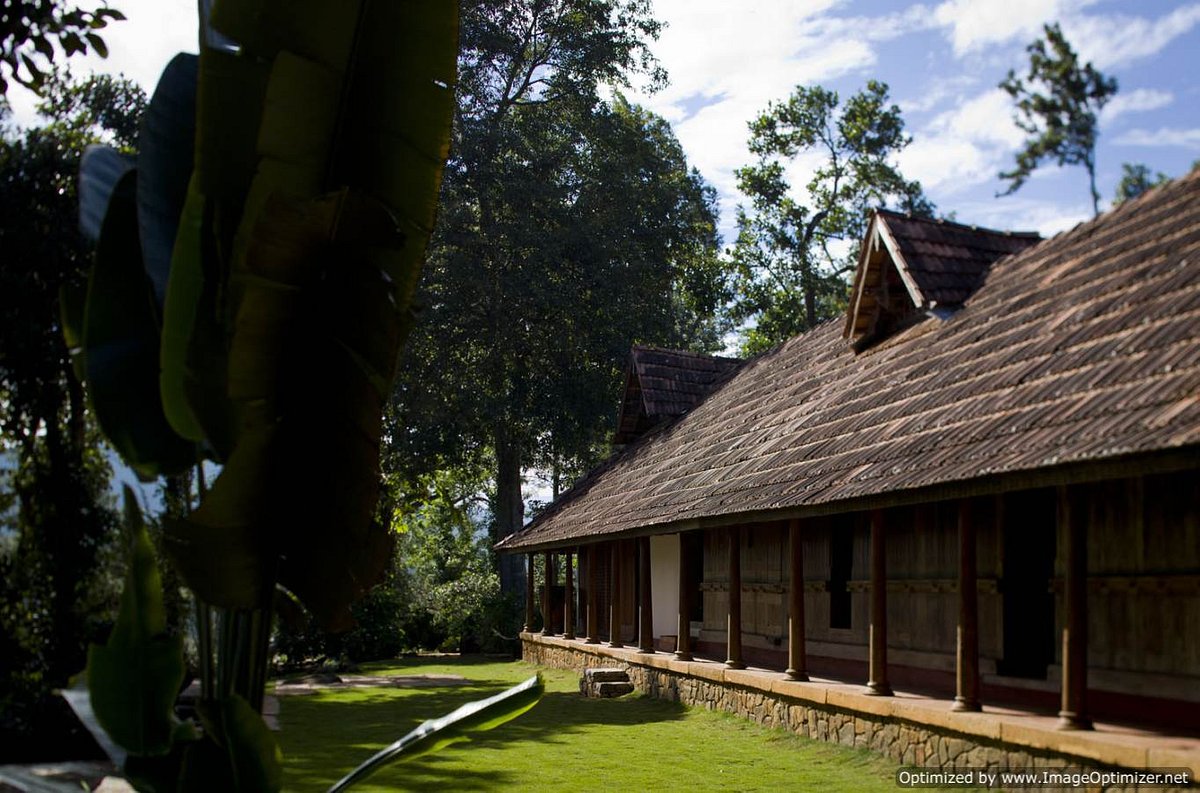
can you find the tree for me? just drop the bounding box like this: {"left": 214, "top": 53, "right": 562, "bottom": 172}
{"left": 0, "top": 2, "right": 124, "bottom": 93}
{"left": 730, "top": 80, "right": 931, "bottom": 354}
{"left": 387, "top": 0, "right": 726, "bottom": 597}
{"left": 999, "top": 22, "right": 1117, "bottom": 217}
{"left": 1113, "top": 162, "right": 1168, "bottom": 204}
{"left": 0, "top": 73, "right": 138, "bottom": 760}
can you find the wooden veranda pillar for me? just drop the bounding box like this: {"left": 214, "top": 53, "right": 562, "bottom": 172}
{"left": 726, "top": 527, "right": 744, "bottom": 669}
{"left": 1058, "top": 486, "right": 1092, "bottom": 730}
{"left": 585, "top": 545, "right": 600, "bottom": 644}
{"left": 541, "top": 552, "right": 555, "bottom": 635}
{"left": 638, "top": 537, "right": 654, "bottom": 653}
{"left": 953, "top": 498, "right": 981, "bottom": 711}
{"left": 523, "top": 553, "right": 534, "bottom": 632}
{"left": 676, "top": 533, "right": 693, "bottom": 661}
{"left": 866, "top": 509, "right": 893, "bottom": 695}
{"left": 786, "top": 519, "right": 808, "bottom": 680}
{"left": 609, "top": 541, "right": 624, "bottom": 648}
{"left": 563, "top": 551, "right": 575, "bottom": 640}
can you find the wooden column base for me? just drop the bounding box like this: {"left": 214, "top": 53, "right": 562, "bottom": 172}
{"left": 785, "top": 668, "right": 809, "bottom": 682}
{"left": 864, "top": 681, "right": 893, "bottom": 697}
{"left": 952, "top": 696, "right": 981, "bottom": 712}
{"left": 725, "top": 659, "right": 746, "bottom": 670}
{"left": 674, "top": 650, "right": 693, "bottom": 661}
{"left": 1056, "top": 711, "right": 1093, "bottom": 731}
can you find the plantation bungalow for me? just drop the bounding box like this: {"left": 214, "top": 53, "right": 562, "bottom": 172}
{"left": 496, "top": 169, "right": 1200, "bottom": 774}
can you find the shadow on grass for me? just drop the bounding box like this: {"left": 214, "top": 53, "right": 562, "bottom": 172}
{"left": 281, "top": 671, "right": 687, "bottom": 792}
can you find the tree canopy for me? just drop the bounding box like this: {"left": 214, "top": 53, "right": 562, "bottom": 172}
{"left": 730, "top": 80, "right": 931, "bottom": 354}
{"left": 386, "top": 0, "right": 726, "bottom": 594}
{"left": 999, "top": 23, "right": 1117, "bottom": 217}
{"left": 0, "top": 2, "right": 124, "bottom": 93}
{"left": 1113, "top": 162, "right": 1169, "bottom": 205}
{"left": 0, "top": 73, "right": 139, "bottom": 758}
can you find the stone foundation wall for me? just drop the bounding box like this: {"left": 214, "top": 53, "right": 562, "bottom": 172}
{"left": 522, "top": 637, "right": 1195, "bottom": 789}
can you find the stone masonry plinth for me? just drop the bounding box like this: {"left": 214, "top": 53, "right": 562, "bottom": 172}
{"left": 522, "top": 633, "right": 1199, "bottom": 786}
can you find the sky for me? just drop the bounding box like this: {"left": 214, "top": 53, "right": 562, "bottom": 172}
{"left": 10, "top": 0, "right": 1199, "bottom": 244}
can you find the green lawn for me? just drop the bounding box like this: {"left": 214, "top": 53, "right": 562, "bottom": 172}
{"left": 278, "top": 656, "right": 903, "bottom": 792}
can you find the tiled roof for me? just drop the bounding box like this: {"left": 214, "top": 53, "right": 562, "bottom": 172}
{"left": 498, "top": 169, "right": 1200, "bottom": 551}
{"left": 880, "top": 210, "right": 1041, "bottom": 307}
{"left": 845, "top": 211, "right": 1041, "bottom": 345}
{"left": 613, "top": 346, "right": 742, "bottom": 443}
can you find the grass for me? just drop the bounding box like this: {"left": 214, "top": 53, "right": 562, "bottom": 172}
{"left": 277, "top": 656, "right": 904, "bottom": 792}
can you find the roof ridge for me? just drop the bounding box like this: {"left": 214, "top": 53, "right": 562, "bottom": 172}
{"left": 874, "top": 207, "right": 1041, "bottom": 239}
{"left": 631, "top": 344, "right": 742, "bottom": 363}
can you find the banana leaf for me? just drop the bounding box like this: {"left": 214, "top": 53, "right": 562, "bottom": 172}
{"left": 78, "top": 144, "right": 134, "bottom": 242}
{"left": 327, "top": 675, "right": 544, "bottom": 792}
{"left": 138, "top": 52, "right": 198, "bottom": 307}
{"left": 83, "top": 169, "right": 195, "bottom": 478}
{"left": 87, "top": 488, "right": 185, "bottom": 756}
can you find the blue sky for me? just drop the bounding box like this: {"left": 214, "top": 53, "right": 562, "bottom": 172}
{"left": 624, "top": 0, "right": 1200, "bottom": 242}
{"left": 10, "top": 0, "right": 1198, "bottom": 243}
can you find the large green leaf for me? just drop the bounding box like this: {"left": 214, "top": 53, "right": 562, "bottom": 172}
{"left": 158, "top": 176, "right": 211, "bottom": 446}
{"left": 87, "top": 488, "right": 185, "bottom": 756}
{"left": 162, "top": 423, "right": 278, "bottom": 609}
{"left": 78, "top": 144, "right": 135, "bottom": 243}
{"left": 83, "top": 169, "right": 195, "bottom": 478}
{"left": 137, "top": 52, "right": 198, "bottom": 306}
{"left": 210, "top": 0, "right": 359, "bottom": 68}
{"left": 327, "top": 675, "right": 544, "bottom": 792}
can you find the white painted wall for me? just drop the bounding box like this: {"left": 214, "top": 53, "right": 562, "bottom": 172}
{"left": 650, "top": 534, "right": 680, "bottom": 640}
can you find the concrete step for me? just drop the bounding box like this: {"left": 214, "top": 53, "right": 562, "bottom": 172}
{"left": 594, "top": 681, "right": 635, "bottom": 698}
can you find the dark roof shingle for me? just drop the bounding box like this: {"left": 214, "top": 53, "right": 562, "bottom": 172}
{"left": 613, "top": 346, "right": 741, "bottom": 444}
{"left": 500, "top": 170, "right": 1200, "bottom": 551}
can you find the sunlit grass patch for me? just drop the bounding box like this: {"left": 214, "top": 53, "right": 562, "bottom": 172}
{"left": 278, "top": 657, "right": 902, "bottom": 792}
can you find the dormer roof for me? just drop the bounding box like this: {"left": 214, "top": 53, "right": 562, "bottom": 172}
{"left": 844, "top": 210, "right": 1041, "bottom": 349}
{"left": 612, "top": 346, "right": 742, "bottom": 445}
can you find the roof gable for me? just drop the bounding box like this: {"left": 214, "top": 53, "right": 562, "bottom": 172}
{"left": 845, "top": 210, "right": 1041, "bottom": 348}
{"left": 613, "top": 346, "right": 742, "bottom": 444}
{"left": 500, "top": 170, "right": 1200, "bottom": 552}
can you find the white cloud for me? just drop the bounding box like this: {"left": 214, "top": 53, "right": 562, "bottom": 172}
{"left": 1065, "top": 5, "right": 1200, "bottom": 68}
{"left": 1114, "top": 127, "right": 1200, "bottom": 148}
{"left": 897, "top": 75, "right": 978, "bottom": 114}
{"left": 898, "top": 89, "right": 1024, "bottom": 192}
{"left": 950, "top": 196, "right": 1091, "bottom": 237}
{"left": 634, "top": 0, "right": 937, "bottom": 243}
{"left": 931, "top": 0, "right": 1200, "bottom": 69}
{"left": 932, "top": 0, "right": 1096, "bottom": 55}
{"left": 1098, "top": 88, "right": 1173, "bottom": 126}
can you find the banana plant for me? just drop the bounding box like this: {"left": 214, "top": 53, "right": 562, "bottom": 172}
{"left": 65, "top": 1, "right": 523, "bottom": 790}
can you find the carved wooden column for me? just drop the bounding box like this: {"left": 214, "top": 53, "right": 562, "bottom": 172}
{"left": 608, "top": 541, "right": 624, "bottom": 648}
{"left": 637, "top": 537, "right": 654, "bottom": 652}
{"left": 563, "top": 551, "right": 575, "bottom": 640}
{"left": 523, "top": 552, "right": 535, "bottom": 633}
{"left": 726, "top": 527, "right": 744, "bottom": 669}
{"left": 585, "top": 545, "right": 600, "bottom": 644}
{"left": 1058, "top": 486, "right": 1092, "bottom": 730}
{"left": 954, "top": 498, "right": 981, "bottom": 711}
{"left": 866, "top": 509, "right": 893, "bottom": 695}
{"left": 541, "top": 552, "right": 555, "bottom": 635}
{"left": 676, "top": 533, "right": 693, "bottom": 661}
{"left": 786, "top": 519, "right": 808, "bottom": 680}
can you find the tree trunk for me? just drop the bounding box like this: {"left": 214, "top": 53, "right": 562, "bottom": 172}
{"left": 494, "top": 427, "right": 525, "bottom": 596}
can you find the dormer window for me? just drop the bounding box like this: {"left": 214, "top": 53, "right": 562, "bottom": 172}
{"left": 844, "top": 210, "right": 1041, "bottom": 351}
{"left": 612, "top": 346, "right": 741, "bottom": 445}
